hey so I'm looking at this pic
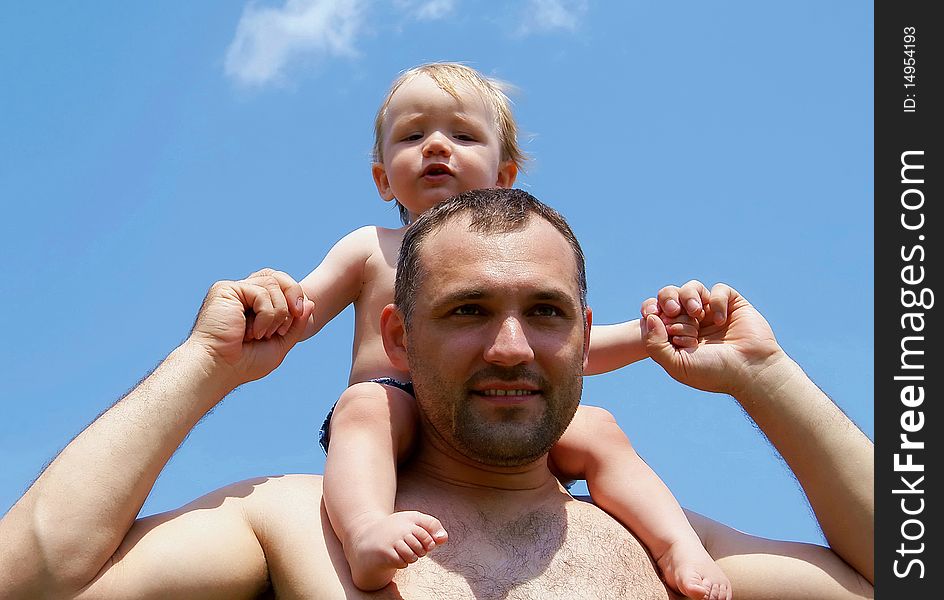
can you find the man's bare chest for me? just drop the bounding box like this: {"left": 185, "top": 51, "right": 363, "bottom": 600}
{"left": 386, "top": 502, "right": 671, "bottom": 600}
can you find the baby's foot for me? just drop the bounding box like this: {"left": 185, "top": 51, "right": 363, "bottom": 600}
{"left": 657, "top": 542, "right": 731, "bottom": 600}
{"left": 345, "top": 510, "right": 448, "bottom": 591}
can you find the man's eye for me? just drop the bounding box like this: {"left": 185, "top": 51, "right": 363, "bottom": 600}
{"left": 532, "top": 305, "right": 561, "bottom": 317}
{"left": 453, "top": 305, "right": 482, "bottom": 316}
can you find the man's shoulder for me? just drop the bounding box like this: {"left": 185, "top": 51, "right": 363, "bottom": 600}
{"left": 237, "top": 474, "right": 360, "bottom": 597}
{"left": 229, "top": 474, "right": 325, "bottom": 541}
{"left": 252, "top": 472, "right": 324, "bottom": 489}
{"left": 239, "top": 473, "right": 324, "bottom": 511}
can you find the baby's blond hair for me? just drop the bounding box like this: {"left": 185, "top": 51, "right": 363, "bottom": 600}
{"left": 373, "top": 62, "right": 526, "bottom": 224}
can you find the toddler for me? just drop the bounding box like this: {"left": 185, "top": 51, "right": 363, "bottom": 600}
{"left": 297, "top": 63, "right": 730, "bottom": 600}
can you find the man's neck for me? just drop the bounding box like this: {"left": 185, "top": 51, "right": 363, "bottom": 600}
{"left": 406, "top": 428, "right": 560, "bottom": 493}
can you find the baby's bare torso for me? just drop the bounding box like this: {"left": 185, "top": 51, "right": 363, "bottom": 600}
{"left": 348, "top": 226, "right": 408, "bottom": 383}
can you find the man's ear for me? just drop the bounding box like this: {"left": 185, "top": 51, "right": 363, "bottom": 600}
{"left": 582, "top": 307, "right": 593, "bottom": 371}
{"left": 496, "top": 160, "right": 518, "bottom": 188}
{"left": 372, "top": 163, "right": 396, "bottom": 201}
{"left": 381, "top": 303, "right": 410, "bottom": 371}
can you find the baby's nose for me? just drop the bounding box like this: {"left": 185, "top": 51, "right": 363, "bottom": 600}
{"left": 422, "top": 132, "right": 452, "bottom": 157}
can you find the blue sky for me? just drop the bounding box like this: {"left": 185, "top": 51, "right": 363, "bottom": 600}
{"left": 1, "top": 0, "right": 872, "bottom": 548}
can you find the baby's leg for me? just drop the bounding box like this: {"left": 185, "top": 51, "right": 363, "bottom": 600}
{"left": 550, "top": 406, "right": 731, "bottom": 600}
{"left": 323, "top": 381, "right": 448, "bottom": 591}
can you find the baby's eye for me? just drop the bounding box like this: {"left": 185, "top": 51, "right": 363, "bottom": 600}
{"left": 401, "top": 133, "right": 423, "bottom": 142}
{"left": 454, "top": 133, "right": 476, "bottom": 142}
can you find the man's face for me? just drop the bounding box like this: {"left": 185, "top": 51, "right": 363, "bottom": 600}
{"left": 404, "top": 216, "right": 590, "bottom": 466}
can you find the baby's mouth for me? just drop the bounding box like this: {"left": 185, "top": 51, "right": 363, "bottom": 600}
{"left": 422, "top": 164, "right": 453, "bottom": 178}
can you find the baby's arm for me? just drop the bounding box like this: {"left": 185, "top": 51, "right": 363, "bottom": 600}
{"left": 297, "top": 226, "right": 377, "bottom": 342}
{"left": 584, "top": 289, "right": 705, "bottom": 375}
{"left": 584, "top": 321, "right": 647, "bottom": 375}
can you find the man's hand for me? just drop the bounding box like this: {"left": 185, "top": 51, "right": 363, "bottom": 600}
{"left": 641, "top": 281, "right": 784, "bottom": 396}
{"left": 0, "top": 268, "right": 315, "bottom": 599}
{"left": 644, "top": 280, "right": 875, "bottom": 589}
{"left": 188, "top": 268, "right": 315, "bottom": 387}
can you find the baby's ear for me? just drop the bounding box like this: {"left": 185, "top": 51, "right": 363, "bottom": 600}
{"left": 372, "top": 163, "right": 396, "bottom": 201}
{"left": 381, "top": 304, "right": 410, "bottom": 370}
{"left": 496, "top": 160, "right": 518, "bottom": 189}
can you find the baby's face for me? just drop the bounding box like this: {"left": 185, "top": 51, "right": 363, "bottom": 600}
{"left": 372, "top": 75, "right": 516, "bottom": 221}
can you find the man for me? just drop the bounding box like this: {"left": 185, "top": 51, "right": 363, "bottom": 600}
{"left": 0, "top": 189, "right": 873, "bottom": 598}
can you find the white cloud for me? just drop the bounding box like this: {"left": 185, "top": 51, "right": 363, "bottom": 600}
{"left": 223, "top": 0, "right": 586, "bottom": 86}
{"left": 518, "top": 0, "right": 587, "bottom": 34}
{"left": 225, "top": 0, "right": 366, "bottom": 86}
{"left": 394, "top": 0, "right": 458, "bottom": 21}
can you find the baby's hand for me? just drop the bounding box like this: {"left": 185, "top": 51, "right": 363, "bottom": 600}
{"left": 641, "top": 280, "right": 726, "bottom": 349}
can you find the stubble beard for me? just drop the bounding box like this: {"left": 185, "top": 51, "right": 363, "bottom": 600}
{"left": 409, "top": 354, "right": 584, "bottom": 467}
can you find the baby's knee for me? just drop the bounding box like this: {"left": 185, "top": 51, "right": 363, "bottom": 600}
{"left": 575, "top": 405, "right": 617, "bottom": 427}
{"left": 332, "top": 382, "right": 393, "bottom": 424}
{"left": 572, "top": 405, "right": 632, "bottom": 447}
{"left": 331, "top": 382, "right": 418, "bottom": 436}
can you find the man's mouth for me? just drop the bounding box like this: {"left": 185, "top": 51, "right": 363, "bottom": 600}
{"left": 467, "top": 369, "right": 545, "bottom": 404}
{"left": 479, "top": 389, "right": 534, "bottom": 397}
{"left": 471, "top": 384, "right": 541, "bottom": 404}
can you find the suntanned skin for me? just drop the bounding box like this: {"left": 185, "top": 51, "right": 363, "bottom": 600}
{"left": 0, "top": 214, "right": 873, "bottom": 599}
{"left": 78, "top": 474, "right": 668, "bottom": 599}
{"left": 299, "top": 71, "right": 722, "bottom": 597}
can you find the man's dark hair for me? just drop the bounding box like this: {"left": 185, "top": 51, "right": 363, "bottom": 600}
{"left": 395, "top": 188, "right": 588, "bottom": 324}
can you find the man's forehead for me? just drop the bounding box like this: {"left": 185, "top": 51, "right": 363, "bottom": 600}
{"left": 423, "top": 214, "right": 568, "bottom": 251}
{"left": 417, "top": 216, "right": 580, "bottom": 294}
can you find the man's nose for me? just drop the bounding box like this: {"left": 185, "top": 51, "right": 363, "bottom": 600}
{"left": 422, "top": 131, "right": 452, "bottom": 158}
{"left": 484, "top": 317, "right": 535, "bottom": 366}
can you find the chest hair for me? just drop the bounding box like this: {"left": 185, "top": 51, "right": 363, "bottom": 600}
{"left": 390, "top": 501, "right": 670, "bottom": 600}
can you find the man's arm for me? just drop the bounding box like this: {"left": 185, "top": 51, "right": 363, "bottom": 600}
{"left": 643, "top": 282, "right": 874, "bottom": 596}
{"left": 0, "top": 270, "right": 314, "bottom": 599}
{"left": 687, "top": 510, "right": 873, "bottom": 600}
